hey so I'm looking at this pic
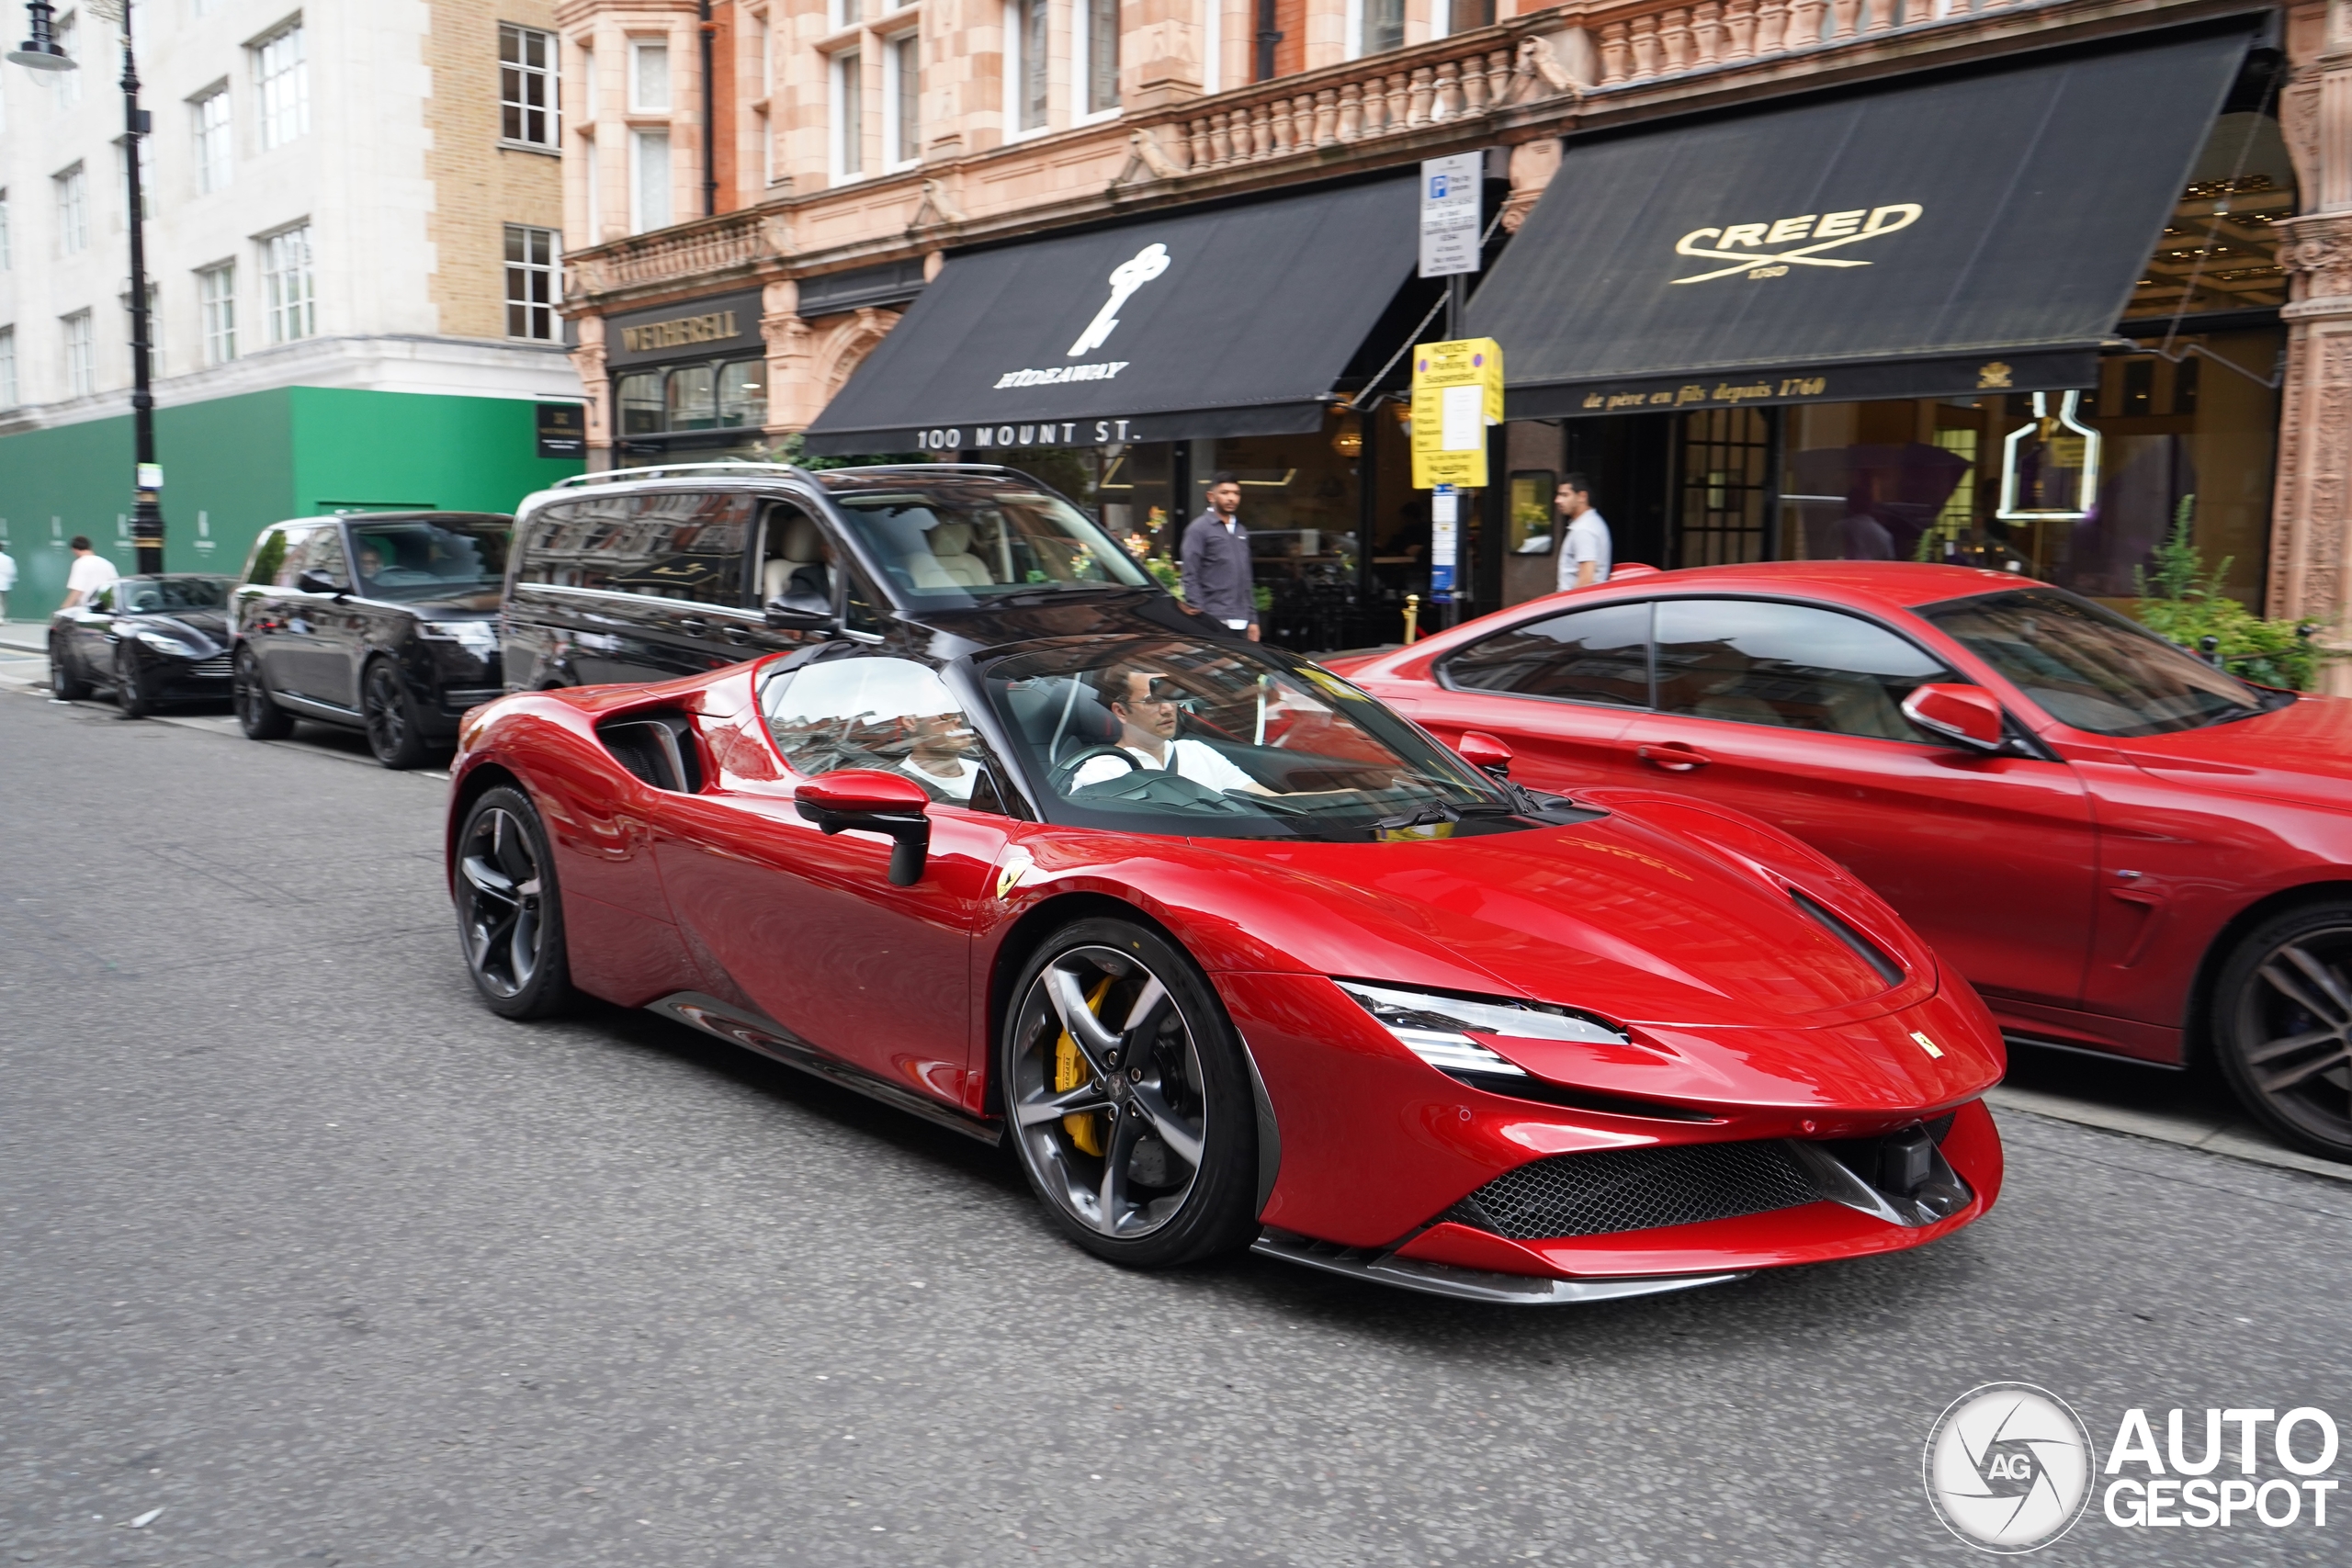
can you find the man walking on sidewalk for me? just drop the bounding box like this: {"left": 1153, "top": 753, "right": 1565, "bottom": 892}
{"left": 1554, "top": 474, "right": 1613, "bottom": 590}
{"left": 1181, "top": 472, "right": 1260, "bottom": 642}
{"left": 0, "top": 541, "right": 17, "bottom": 622}
{"left": 62, "top": 537, "right": 119, "bottom": 609}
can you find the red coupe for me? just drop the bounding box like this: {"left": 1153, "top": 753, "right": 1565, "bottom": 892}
{"left": 446, "top": 593, "right": 2002, "bottom": 1302}
{"left": 1331, "top": 563, "right": 2352, "bottom": 1161}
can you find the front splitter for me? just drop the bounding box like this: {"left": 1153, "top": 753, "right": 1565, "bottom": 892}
{"left": 1251, "top": 1228, "right": 1747, "bottom": 1305}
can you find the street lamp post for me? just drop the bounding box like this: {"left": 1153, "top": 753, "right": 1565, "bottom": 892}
{"left": 10, "top": 0, "right": 165, "bottom": 575}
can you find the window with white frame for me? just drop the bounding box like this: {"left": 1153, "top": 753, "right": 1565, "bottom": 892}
{"left": 54, "top": 11, "right": 79, "bottom": 107}
{"left": 254, "top": 21, "right": 308, "bottom": 149}
{"left": 193, "top": 83, "right": 233, "bottom": 192}
{"left": 504, "top": 224, "right": 560, "bottom": 340}
{"left": 198, "top": 261, "right": 236, "bottom": 364}
{"left": 1008, "top": 0, "right": 1047, "bottom": 135}
{"left": 1431, "top": 0, "right": 1494, "bottom": 39}
{"left": 0, "top": 326, "right": 17, "bottom": 408}
{"left": 261, "top": 223, "right": 313, "bottom": 343}
{"left": 1351, "top": 0, "right": 1404, "bottom": 57}
{"left": 628, "top": 39, "right": 669, "bottom": 112}
{"left": 883, "top": 31, "right": 920, "bottom": 168}
{"left": 62, "top": 310, "right": 95, "bottom": 397}
{"left": 830, "top": 0, "right": 860, "bottom": 28}
{"left": 500, "top": 23, "right": 559, "bottom": 147}
{"left": 834, "top": 50, "right": 863, "bottom": 178}
{"left": 55, "top": 164, "right": 87, "bottom": 254}
{"left": 629, "top": 129, "right": 671, "bottom": 231}
{"left": 1079, "top": 0, "right": 1118, "bottom": 117}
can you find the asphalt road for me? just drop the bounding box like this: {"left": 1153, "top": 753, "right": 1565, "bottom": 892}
{"left": 4, "top": 690, "right": 2348, "bottom": 1568}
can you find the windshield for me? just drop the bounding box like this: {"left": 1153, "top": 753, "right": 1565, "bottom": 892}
{"left": 977, "top": 636, "right": 1537, "bottom": 843}
{"left": 820, "top": 471, "right": 1152, "bottom": 604}
{"left": 1918, "top": 587, "right": 2267, "bottom": 736}
{"left": 119, "top": 577, "right": 231, "bottom": 613}
{"left": 350, "top": 518, "right": 511, "bottom": 601}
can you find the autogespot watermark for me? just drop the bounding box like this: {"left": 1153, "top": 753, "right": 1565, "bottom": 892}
{"left": 1924, "top": 1385, "right": 2341, "bottom": 1552}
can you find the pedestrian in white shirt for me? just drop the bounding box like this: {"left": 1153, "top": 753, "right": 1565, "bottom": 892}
{"left": 1070, "top": 667, "right": 1267, "bottom": 794}
{"left": 1554, "top": 475, "right": 1612, "bottom": 591}
{"left": 62, "top": 536, "right": 120, "bottom": 608}
{"left": 0, "top": 543, "right": 17, "bottom": 621}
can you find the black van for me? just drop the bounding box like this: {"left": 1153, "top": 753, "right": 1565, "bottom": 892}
{"left": 502, "top": 461, "right": 1186, "bottom": 690}
{"left": 231, "top": 512, "right": 510, "bottom": 768}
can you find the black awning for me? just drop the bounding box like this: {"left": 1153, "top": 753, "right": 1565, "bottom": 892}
{"left": 1469, "top": 28, "right": 2255, "bottom": 420}
{"left": 800, "top": 177, "right": 1419, "bottom": 456}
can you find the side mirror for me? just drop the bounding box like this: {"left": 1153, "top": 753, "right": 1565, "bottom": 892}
{"left": 1902, "top": 682, "right": 2005, "bottom": 753}
{"left": 763, "top": 591, "right": 837, "bottom": 630}
{"left": 295, "top": 569, "right": 347, "bottom": 597}
{"left": 796, "top": 769, "right": 933, "bottom": 886}
{"left": 1453, "top": 729, "right": 1515, "bottom": 778}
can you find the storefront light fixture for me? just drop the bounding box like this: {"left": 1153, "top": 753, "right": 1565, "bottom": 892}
{"left": 1996, "top": 390, "right": 2102, "bottom": 522}
{"left": 6, "top": 1, "right": 74, "bottom": 69}
{"left": 1331, "top": 416, "right": 1363, "bottom": 458}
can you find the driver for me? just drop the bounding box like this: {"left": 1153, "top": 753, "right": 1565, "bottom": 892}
{"left": 1069, "top": 665, "right": 1268, "bottom": 795}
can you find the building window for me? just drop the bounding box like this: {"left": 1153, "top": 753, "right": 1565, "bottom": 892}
{"left": 198, "top": 262, "right": 237, "bottom": 364}
{"left": 1430, "top": 0, "right": 1494, "bottom": 39}
{"left": 628, "top": 40, "right": 670, "bottom": 112}
{"left": 254, "top": 22, "right": 309, "bottom": 149}
{"left": 55, "top": 164, "right": 86, "bottom": 255}
{"left": 834, "top": 50, "right": 863, "bottom": 178}
{"left": 62, "top": 310, "right": 95, "bottom": 397}
{"left": 831, "top": 0, "right": 861, "bottom": 28}
{"left": 1080, "top": 0, "right": 1118, "bottom": 117}
{"left": 883, "top": 32, "right": 920, "bottom": 167}
{"left": 261, "top": 223, "right": 314, "bottom": 343}
{"left": 500, "top": 23, "right": 559, "bottom": 147}
{"left": 504, "top": 225, "right": 560, "bottom": 340}
{"left": 1009, "top": 0, "right": 1047, "bottom": 134}
{"left": 193, "top": 84, "right": 233, "bottom": 193}
{"left": 0, "top": 326, "right": 17, "bottom": 409}
{"left": 1353, "top": 0, "right": 1405, "bottom": 57}
{"left": 616, "top": 357, "right": 766, "bottom": 435}
{"left": 629, "top": 129, "right": 671, "bottom": 232}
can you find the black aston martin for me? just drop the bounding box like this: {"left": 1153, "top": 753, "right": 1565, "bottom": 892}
{"left": 50, "top": 574, "right": 239, "bottom": 716}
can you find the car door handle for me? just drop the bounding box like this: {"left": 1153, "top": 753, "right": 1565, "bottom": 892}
{"left": 674, "top": 616, "right": 708, "bottom": 637}
{"left": 1637, "top": 743, "right": 1711, "bottom": 773}
{"left": 721, "top": 624, "right": 751, "bottom": 645}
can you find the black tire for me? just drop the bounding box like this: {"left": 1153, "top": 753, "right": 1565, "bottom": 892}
{"left": 233, "top": 647, "right": 294, "bottom": 739}
{"left": 2213, "top": 899, "right": 2352, "bottom": 1162}
{"left": 115, "top": 643, "right": 153, "bottom": 718}
{"left": 453, "top": 785, "right": 573, "bottom": 1020}
{"left": 50, "top": 637, "right": 94, "bottom": 701}
{"left": 1001, "top": 917, "right": 1261, "bottom": 1269}
{"left": 362, "top": 659, "right": 431, "bottom": 770}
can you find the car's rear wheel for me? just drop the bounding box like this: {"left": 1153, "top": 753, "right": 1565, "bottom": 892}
{"left": 454, "top": 785, "right": 572, "bottom": 1020}
{"left": 1001, "top": 917, "right": 1260, "bottom": 1268}
{"left": 114, "top": 643, "right": 153, "bottom": 718}
{"left": 50, "top": 637, "right": 94, "bottom": 701}
{"left": 363, "top": 659, "right": 430, "bottom": 770}
{"left": 233, "top": 648, "right": 293, "bottom": 739}
{"left": 2213, "top": 900, "right": 2352, "bottom": 1161}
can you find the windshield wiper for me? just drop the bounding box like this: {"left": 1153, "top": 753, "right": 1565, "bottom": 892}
{"left": 1374, "top": 802, "right": 1464, "bottom": 831}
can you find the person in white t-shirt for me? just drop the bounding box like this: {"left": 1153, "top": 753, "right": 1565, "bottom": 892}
{"left": 899, "top": 709, "right": 981, "bottom": 802}
{"left": 1070, "top": 667, "right": 1267, "bottom": 795}
{"left": 1554, "top": 475, "right": 1612, "bottom": 592}
{"left": 0, "top": 543, "right": 17, "bottom": 621}
{"left": 62, "top": 536, "right": 120, "bottom": 608}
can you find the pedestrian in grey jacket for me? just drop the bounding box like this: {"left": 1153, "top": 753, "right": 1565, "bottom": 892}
{"left": 1180, "top": 472, "right": 1260, "bottom": 641}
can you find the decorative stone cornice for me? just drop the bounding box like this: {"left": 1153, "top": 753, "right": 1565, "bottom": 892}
{"left": 2280, "top": 212, "right": 2352, "bottom": 321}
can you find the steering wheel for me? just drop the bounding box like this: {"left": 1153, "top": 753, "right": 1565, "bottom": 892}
{"left": 1049, "top": 743, "right": 1143, "bottom": 795}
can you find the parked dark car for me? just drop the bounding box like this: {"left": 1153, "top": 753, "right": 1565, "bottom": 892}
{"left": 502, "top": 461, "right": 1178, "bottom": 692}
{"left": 232, "top": 512, "right": 510, "bottom": 768}
{"left": 49, "top": 573, "right": 238, "bottom": 716}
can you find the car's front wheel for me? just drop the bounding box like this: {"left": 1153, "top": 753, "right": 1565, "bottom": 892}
{"left": 454, "top": 785, "right": 572, "bottom": 1020}
{"left": 2213, "top": 900, "right": 2352, "bottom": 1161}
{"left": 114, "top": 643, "right": 153, "bottom": 718}
{"left": 1001, "top": 917, "right": 1261, "bottom": 1268}
{"left": 50, "top": 637, "right": 93, "bottom": 701}
{"left": 363, "top": 659, "right": 430, "bottom": 770}
{"left": 233, "top": 648, "right": 293, "bottom": 739}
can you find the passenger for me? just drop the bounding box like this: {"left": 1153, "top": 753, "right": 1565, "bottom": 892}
{"left": 899, "top": 709, "right": 978, "bottom": 802}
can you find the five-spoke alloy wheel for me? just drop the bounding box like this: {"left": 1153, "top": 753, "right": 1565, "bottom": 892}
{"left": 363, "top": 659, "right": 430, "bottom": 770}
{"left": 1002, "top": 918, "right": 1258, "bottom": 1267}
{"left": 2215, "top": 900, "right": 2352, "bottom": 1161}
{"left": 454, "top": 786, "right": 572, "bottom": 1019}
{"left": 233, "top": 647, "right": 293, "bottom": 739}
{"left": 114, "top": 643, "right": 153, "bottom": 718}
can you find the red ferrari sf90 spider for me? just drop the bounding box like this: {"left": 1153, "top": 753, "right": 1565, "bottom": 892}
{"left": 447, "top": 595, "right": 2003, "bottom": 1303}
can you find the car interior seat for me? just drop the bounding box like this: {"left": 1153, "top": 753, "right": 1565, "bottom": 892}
{"left": 763, "top": 513, "right": 825, "bottom": 604}
{"left": 997, "top": 676, "right": 1123, "bottom": 766}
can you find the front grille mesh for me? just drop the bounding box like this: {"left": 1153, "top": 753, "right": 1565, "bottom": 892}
{"left": 188, "top": 654, "right": 232, "bottom": 678}
{"left": 1447, "top": 1141, "right": 1824, "bottom": 1241}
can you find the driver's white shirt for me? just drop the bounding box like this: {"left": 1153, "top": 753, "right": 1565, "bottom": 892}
{"left": 1071, "top": 739, "right": 1260, "bottom": 794}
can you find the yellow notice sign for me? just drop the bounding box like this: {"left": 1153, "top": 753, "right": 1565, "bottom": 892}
{"left": 1409, "top": 338, "right": 1504, "bottom": 490}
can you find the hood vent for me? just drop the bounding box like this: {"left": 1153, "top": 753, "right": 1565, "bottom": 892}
{"left": 1788, "top": 887, "right": 1904, "bottom": 987}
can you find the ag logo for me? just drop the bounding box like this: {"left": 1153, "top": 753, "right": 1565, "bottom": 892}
{"left": 1924, "top": 1382, "right": 2096, "bottom": 1553}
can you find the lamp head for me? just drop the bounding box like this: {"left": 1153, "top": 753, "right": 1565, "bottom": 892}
{"left": 8, "top": 1, "right": 76, "bottom": 72}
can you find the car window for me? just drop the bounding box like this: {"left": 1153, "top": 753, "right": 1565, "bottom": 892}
{"left": 1441, "top": 602, "right": 1651, "bottom": 705}
{"left": 761, "top": 655, "right": 1009, "bottom": 811}
{"left": 280, "top": 525, "right": 349, "bottom": 591}
{"left": 1917, "top": 586, "right": 2266, "bottom": 736}
{"left": 818, "top": 470, "right": 1151, "bottom": 605}
{"left": 349, "top": 518, "right": 509, "bottom": 601}
{"left": 1654, "top": 599, "right": 1948, "bottom": 741}
{"left": 514, "top": 492, "right": 753, "bottom": 606}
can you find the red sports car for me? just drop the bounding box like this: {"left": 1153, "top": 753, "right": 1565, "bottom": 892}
{"left": 1331, "top": 563, "right": 2352, "bottom": 1161}
{"left": 446, "top": 596, "right": 2002, "bottom": 1302}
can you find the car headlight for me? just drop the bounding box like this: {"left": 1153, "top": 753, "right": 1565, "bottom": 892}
{"left": 1335, "top": 980, "right": 1628, "bottom": 1079}
{"left": 420, "top": 620, "right": 498, "bottom": 653}
{"left": 134, "top": 628, "right": 205, "bottom": 657}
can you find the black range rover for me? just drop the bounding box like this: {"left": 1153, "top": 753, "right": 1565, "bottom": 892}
{"left": 502, "top": 461, "right": 1189, "bottom": 690}
{"left": 232, "top": 512, "right": 510, "bottom": 768}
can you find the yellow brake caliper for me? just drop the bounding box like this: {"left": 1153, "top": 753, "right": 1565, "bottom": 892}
{"left": 1055, "top": 976, "right": 1116, "bottom": 1156}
